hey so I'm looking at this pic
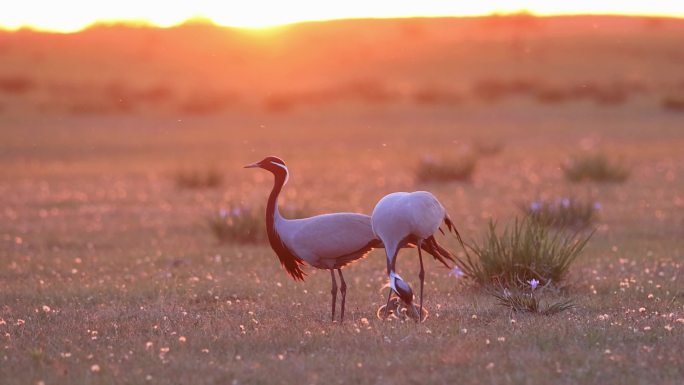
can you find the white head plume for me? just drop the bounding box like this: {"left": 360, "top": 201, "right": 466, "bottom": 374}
{"left": 271, "top": 160, "right": 289, "bottom": 185}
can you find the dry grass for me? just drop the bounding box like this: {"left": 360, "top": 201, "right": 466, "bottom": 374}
{"left": 2, "top": 104, "right": 682, "bottom": 384}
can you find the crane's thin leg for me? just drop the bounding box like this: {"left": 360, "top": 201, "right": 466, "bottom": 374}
{"left": 338, "top": 269, "right": 347, "bottom": 322}
{"left": 330, "top": 269, "right": 338, "bottom": 322}
{"left": 417, "top": 241, "right": 425, "bottom": 323}
{"left": 384, "top": 255, "right": 395, "bottom": 319}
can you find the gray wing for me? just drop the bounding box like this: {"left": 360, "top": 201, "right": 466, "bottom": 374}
{"left": 406, "top": 191, "right": 445, "bottom": 238}
{"left": 280, "top": 213, "right": 379, "bottom": 269}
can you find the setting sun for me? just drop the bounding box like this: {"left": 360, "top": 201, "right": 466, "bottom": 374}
{"left": 2, "top": 0, "right": 684, "bottom": 32}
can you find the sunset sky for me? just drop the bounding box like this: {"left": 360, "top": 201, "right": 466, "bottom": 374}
{"left": 2, "top": 1, "right": 684, "bottom": 32}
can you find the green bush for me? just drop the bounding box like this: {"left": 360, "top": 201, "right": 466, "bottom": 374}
{"left": 456, "top": 217, "right": 592, "bottom": 288}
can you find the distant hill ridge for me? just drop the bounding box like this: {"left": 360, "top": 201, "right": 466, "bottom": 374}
{"left": 0, "top": 15, "right": 682, "bottom": 114}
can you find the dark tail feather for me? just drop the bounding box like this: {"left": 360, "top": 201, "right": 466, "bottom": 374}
{"left": 444, "top": 214, "right": 470, "bottom": 258}
{"left": 283, "top": 255, "right": 307, "bottom": 281}
{"left": 421, "top": 236, "right": 455, "bottom": 268}
{"left": 420, "top": 214, "right": 471, "bottom": 269}
{"left": 417, "top": 214, "right": 473, "bottom": 271}
{"left": 442, "top": 214, "right": 479, "bottom": 277}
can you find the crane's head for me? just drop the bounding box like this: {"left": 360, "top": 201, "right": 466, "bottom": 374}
{"left": 244, "top": 156, "right": 289, "bottom": 183}
{"left": 389, "top": 271, "right": 412, "bottom": 303}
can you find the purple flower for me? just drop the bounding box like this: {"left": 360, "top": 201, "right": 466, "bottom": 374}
{"left": 422, "top": 155, "right": 437, "bottom": 164}
{"left": 528, "top": 279, "right": 539, "bottom": 290}
{"left": 231, "top": 207, "right": 242, "bottom": 217}
{"left": 560, "top": 198, "right": 570, "bottom": 208}
{"left": 530, "top": 201, "right": 543, "bottom": 211}
{"left": 593, "top": 202, "right": 602, "bottom": 210}
{"left": 448, "top": 266, "right": 465, "bottom": 278}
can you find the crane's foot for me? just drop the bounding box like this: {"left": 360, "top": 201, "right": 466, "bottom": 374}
{"left": 377, "top": 297, "right": 401, "bottom": 320}
{"left": 377, "top": 296, "right": 429, "bottom": 322}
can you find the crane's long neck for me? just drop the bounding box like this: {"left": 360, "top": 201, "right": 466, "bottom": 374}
{"left": 265, "top": 171, "right": 287, "bottom": 242}
{"left": 263, "top": 168, "right": 306, "bottom": 281}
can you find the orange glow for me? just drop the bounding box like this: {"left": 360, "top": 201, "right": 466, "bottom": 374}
{"left": 1, "top": 1, "right": 684, "bottom": 33}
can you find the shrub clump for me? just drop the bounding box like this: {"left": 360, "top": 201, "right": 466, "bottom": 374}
{"left": 521, "top": 196, "right": 601, "bottom": 229}
{"left": 209, "top": 206, "right": 265, "bottom": 244}
{"left": 416, "top": 154, "right": 477, "bottom": 183}
{"left": 472, "top": 139, "right": 504, "bottom": 157}
{"left": 0, "top": 75, "right": 34, "bottom": 94}
{"left": 456, "top": 217, "right": 592, "bottom": 288}
{"left": 209, "top": 204, "right": 312, "bottom": 244}
{"left": 662, "top": 95, "right": 684, "bottom": 112}
{"left": 562, "top": 153, "right": 630, "bottom": 183}
{"left": 174, "top": 167, "right": 224, "bottom": 189}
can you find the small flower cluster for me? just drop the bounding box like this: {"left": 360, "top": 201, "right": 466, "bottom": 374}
{"left": 448, "top": 266, "right": 465, "bottom": 278}
{"left": 528, "top": 278, "right": 539, "bottom": 290}
{"left": 491, "top": 278, "right": 573, "bottom": 315}
{"left": 219, "top": 207, "right": 244, "bottom": 219}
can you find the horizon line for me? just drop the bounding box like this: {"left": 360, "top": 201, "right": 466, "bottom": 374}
{"left": 1, "top": 12, "right": 683, "bottom": 34}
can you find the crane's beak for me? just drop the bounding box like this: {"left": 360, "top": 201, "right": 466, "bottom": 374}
{"left": 408, "top": 303, "right": 421, "bottom": 322}
{"left": 243, "top": 162, "right": 260, "bottom": 169}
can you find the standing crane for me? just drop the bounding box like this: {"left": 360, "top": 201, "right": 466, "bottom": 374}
{"left": 244, "top": 156, "right": 381, "bottom": 322}
{"left": 371, "top": 191, "right": 466, "bottom": 322}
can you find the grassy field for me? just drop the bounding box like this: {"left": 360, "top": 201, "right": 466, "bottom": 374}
{"left": 1, "top": 16, "right": 684, "bottom": 385}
